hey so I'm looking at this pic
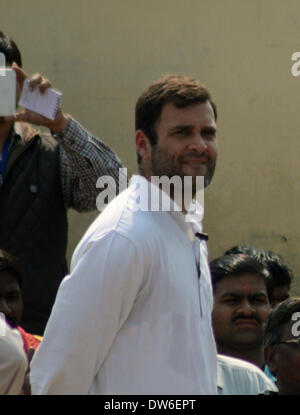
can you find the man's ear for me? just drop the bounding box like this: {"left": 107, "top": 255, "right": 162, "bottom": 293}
{"left": 12, "top": 62, "right": 26, "bottom": 86}
{"left": 135, "top": 130, "right": 152, "bottom": 162}
{"left": 264, "top": 346, "right": 278, "bottom": 376}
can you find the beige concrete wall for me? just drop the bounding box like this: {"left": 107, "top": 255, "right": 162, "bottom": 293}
{"left": 2, "top": 0, "right": 299, "bottom": 293}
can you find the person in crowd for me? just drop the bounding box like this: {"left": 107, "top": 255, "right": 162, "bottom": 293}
{"left": 0, "top": 249, "right": 41, "bottom": 353}
{"left": 217, "top": 354, "right": 277, "bottom": 395}
{"left": 0, "top": 31, "right": 123, "bottom": 335}
{"left": 211, "top": 253, "right": 272, "bottom": 370}
{"left": 264, "top": 297, "right": 300, "bottom": 395}
{"left": 30, "top": 73, "right": 219, "bottom": 394}
{"left": 224, "top": 245, "right": 293, "bottom": 307}
{"left": 0, "top": 314, "right": 27, "bottom": 395}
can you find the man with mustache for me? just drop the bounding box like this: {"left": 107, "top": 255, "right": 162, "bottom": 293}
{"left": 30, "top": 74, "right": 219, "bottom": 394}
{"left": 210, "top": 253, "right": 273, "bottom": 369}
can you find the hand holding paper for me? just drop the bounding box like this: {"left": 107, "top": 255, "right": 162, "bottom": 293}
{"left": 4, "top": 64, "right": 69, "bottom": 133}
{"left": 19, "top": 78, "right": 62, "bottom": 120}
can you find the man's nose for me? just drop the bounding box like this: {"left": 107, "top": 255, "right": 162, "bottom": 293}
{"left": 186, "top": 133, "right": 208, "bottom": 153}
{"left": 236, "top": 299, "right": 256, "bottom": 316}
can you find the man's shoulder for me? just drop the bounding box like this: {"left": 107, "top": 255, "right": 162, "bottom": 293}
{"left": 218, "top": 354, "right": 267, "bottom": 377}
{"left": 217, "top": 354, "right": 277, "bottom": 393}
{"left": 93, "top": 183, "right": 165, "bottom": 240}
{"left": 72, "top": 188, "right": 150, "bottom": 256}
{"left": 71, "top": 185, "right": 161, "bottom": 270}
{"left": 218, "top": 354, "right": 259, "bottom": 371}
{"left": 15, "top": 122, "right": 58, "bottom": 150}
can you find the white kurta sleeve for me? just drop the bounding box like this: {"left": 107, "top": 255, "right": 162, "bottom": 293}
{"left": 30, "top": 231, "right": 145, "bottom": 394}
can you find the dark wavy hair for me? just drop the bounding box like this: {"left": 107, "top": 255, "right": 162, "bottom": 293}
{"left": 224, "top": 245, "right": 293, "bottom": 289}
{"left": 0, "top": 31, "right": 22, "bottom": 67}
{"left": 210, "top": 253, "right": 274, "bottom": 302}
{"left": 0, "top": 249, "right": 24, "bottom": 288}
{"left": 264, "top": 297, "right": 300, "bottom": 347}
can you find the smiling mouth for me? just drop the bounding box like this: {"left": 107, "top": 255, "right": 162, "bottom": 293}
{"left": 182, "top": 159, "right": 209, "bottom": 166}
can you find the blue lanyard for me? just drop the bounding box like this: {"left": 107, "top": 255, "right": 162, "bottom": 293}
{"left": 0, "top": 139, "right": 10, "bottom": 180}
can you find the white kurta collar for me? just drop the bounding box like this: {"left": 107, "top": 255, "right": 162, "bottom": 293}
{"left": 129, "top": 175, "right": 204, "bottom": 242}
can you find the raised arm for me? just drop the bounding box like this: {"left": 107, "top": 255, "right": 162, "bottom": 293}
{"left": 53, "top": 117, "right": 123, "bottom": 211}
{"left": 6, "top": 63, "right": 125, "bottom": 212}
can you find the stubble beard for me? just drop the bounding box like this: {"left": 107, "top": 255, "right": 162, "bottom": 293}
{"left": 150, "top": 144, "right": 216, "bottom": 197}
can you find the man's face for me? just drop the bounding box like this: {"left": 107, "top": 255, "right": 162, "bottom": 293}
{"left": 266, "top": 321, "right": 300, "bottom": 394}
{"left": 212, "top": 273, "right": 271, "bottom": 352}
{"left": 0, "top": 269, "right": 23, "bottom": 328}
{"left": 149, "top": 101, "right": 217, "bottom": 192}
{"left": 271, "top": 285, "right": 290, "bottom": 308}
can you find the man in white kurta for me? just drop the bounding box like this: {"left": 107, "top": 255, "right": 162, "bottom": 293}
{"left": 217, "top": 354, "right": 277, "bottom": 395}
{"left": 30, "top": 74, "right": 219, "bottom": 394}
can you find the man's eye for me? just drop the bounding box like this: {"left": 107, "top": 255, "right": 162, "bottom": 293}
{"left": 173, "top": 130, "right": 188, "bottom": 136}
{"left": 223, "top": 298, "right": 238, "bottom": 304}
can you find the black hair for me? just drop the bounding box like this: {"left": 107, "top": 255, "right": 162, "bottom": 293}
{"left": 224, "top": 245, "right": 293, "bottom": 288}
{"left": 0, "top": 31, "right": 22, "bottom": 67}
{"left": 264, "top": 297, "right": 300, "bottom": 347}
{"left": 210, "top": 253, "right": 274, "bottom": 302}
{"left": 0, "top": 249, "right": 24, "bottom": 288}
